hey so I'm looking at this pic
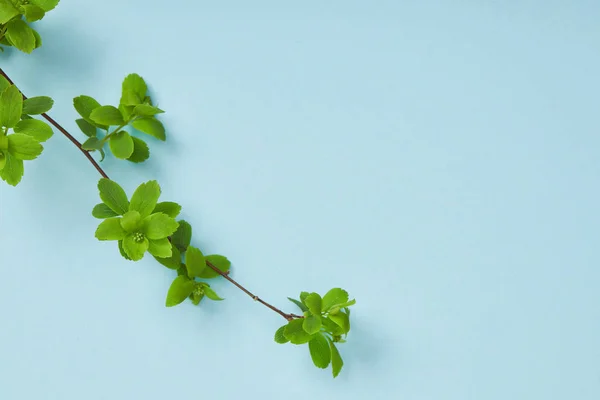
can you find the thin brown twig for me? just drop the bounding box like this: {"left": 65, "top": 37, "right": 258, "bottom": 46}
{"left": 1, "top": 67, "right": 299, "bottom": 321}
{"left": 0, "top": 68, "right": 109, "bottom": 179}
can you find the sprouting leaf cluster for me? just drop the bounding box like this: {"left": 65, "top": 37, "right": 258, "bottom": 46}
{"left": 73, "top": 74, "right": 165, "bottom": 163}
{"left": 0, "top": 0, "right": 59, "bottom": 53}
{"left": 0, "top": 75, "right": 54, "bottom": 186}
{"left": 275, "top": 289, "right": 356, "bottom": 377}
{"left": 92, "top": 178, "right": 230, "bottom": 307}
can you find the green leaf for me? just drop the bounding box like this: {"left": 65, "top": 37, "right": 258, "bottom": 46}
{"left": 308, "top": 334, "right": 331, "bottom": 369}
{"left": 120, "top": 210, "right": 141, "bottom": 232}
{"left": 143, "top": 212, "right": 179, "bottom": 240}
{"left": 322, "top": 288, "right": 349, "bottom": 312}
{"left": 283, "top": 319, "right": 312, "bottom": 345}
{"left": 0, "top": 85, "right": 23, "bottom": 128}
{"left": 0, "top": 76, "right": 9, "bottom": 93}
{"left": 118, "top": 240, "right": 132, "bottom": 260}
{"left": 90, "top": 105, "right": 124, "bottom": 126}
{"left": 300, "top": 291, "right": 309, "bottom": 303}
{"left": 92, "top": 203, "right": 118, "bottom": 219}
{"left": 129, "top": 180, "right": 161, "bottom": 218}
{"left": 199, "top": 254, "right": 231, "bottom": 279}
{"left": 176, "top": 266, "right": 187, "bottom": 277}
{"left": 120, "top": 73, "right": 147, "bottom": 106}
{"left": 73, "top": 95, "right": 107, "bottom": 129}
{"left": 22, "top": 96, "right": 53, "bottom": 115}
{"left": 7, "top": 133, "right": 43, "bottom": 160}
{"left": 190, "top": 291, "right": 204, "bottom": 305}
{"left": 14, "top": 119, "right": 53, "bottom": 142}
{"left": 147, "top": 238, "right": 172, "bottom": 258}
{"left": 185, "top": 246, "right": 206, "bottom": 278}
{"left": 82, "top": 137, "right": 103, "bottom": 151}
{"left": 171, "top": 220, "right": 192, "bottom": 252}
{"left": 329, "top": 311, "right": 350, "bottom": 334}
{"left": 122, "top": 234, "right": 149, "bottom": 261}
{"left": 302, "top": 314, "right": 322, "bottom": 335}
{"left": 97, "top": 178, "right": 129, "bottom": 215}
{"left": 0, "top": 152, "right": 23, "bottom": 186}
{"left": 322, "top": 317, "right": 345, "bottom": 336}
{"left": 22, "top": 5, "right": 45, "bottom": 22}
{"left": 152, "top": 201, "right": 181, "bottom": 218}
{"left": 119, "top": 104, "right": 134, "bottom": 121}
{"left": 203, "top": 285, "right": 224, "bottom": 301}
{"left": 31, "top": 28, "right": 42, "bottom": 49}
{"left": 165, "top": 276, "right": 195, "bottom": 307}
{"left": 0, "top": 151, "right": 6, "bottom": 170}
{"left": 153, "top": 245, "right": 181, "bottom": 270}
{"left": 109, "top": 131, "right": 134, "bottom": 159}
{"left": 75, "top": 118, "right": 97, "bottom": 137}
{"left": 131, "top": 117, "right": 165, "bottom": 141}
{"left": 274, "top": 325, "right": 289, "bottom": 344}
{"left": 133, "top": 104, "right": 164, "bottom": 117}
{"left": 127, "top": 136, "right": 149, "bottom": 163}
{"left": 287, "top": 297, "right": 308, "bottom": 313}
{"left": 6, "top": 19, "right": 36, "bottom": 54}
{"left": 29, "top": 0, "right": 60, "bottom": 12}
{"left": 0, "top": 0, "right": 19, "bottom": 24}
{"left": 95, "top": 218, "right": 127, "bottom": 241}
{"left": 328, "top": 340, "right": 343, "bottom": 378}
{"left": 304, "top": 293, "right": 322, "bottom": 315}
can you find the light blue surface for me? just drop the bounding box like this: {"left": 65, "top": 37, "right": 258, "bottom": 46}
{"left": 1, "top": 1, "right": 600, "bottom": 398}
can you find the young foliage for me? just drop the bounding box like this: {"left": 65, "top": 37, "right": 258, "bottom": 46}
{"left": 0, "top": 0, "right": 58, "bottom": 53}
{"left": 73, "top": 74, "right": 165, "bottom": 163}
{"left": 0, "top": 78, "right": 54, "bottom": 186}
{"left": 276, "top": 288, "right": 356, "bottom": 377}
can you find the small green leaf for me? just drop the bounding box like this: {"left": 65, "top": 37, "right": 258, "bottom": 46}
{"left": 31, "top": 28, "right": 42, "bottom": 49}
{"left": 328, "top": 340, "right": 343, "bottom": 377}
{"left": 153, "top": 245, "right": 181, "bottom": 270}
{"left": 22, "top": 96, "right": 53, "bottom": 115}
{"left": 274, "top": 325, "right": 289, "bottom": 344}
{"left": 82, "top": 137, "right": 103, "bottom": 151}
{"left": 308, "top": 333, "right": 331, "bottom": 369}
{"left": 92, "top": 203, "right": 118, "bottom": 219}
{"left": 152, "top": 201, "right": 181, "bottom": 218}
{"left": 322, "top": 288, "right": 350, "bottom": 312}
{"left": 283, "top": 319, "right": 312, "bottom": 345}
{"left": 300, "top": 291, "right": 309, "bottom": 303}
{"left": 302, "top": 314, "right": 322, "bottom": 335}
{"left": 7, "top": 133, "right": 43, "bottom": 160}
{"left": 287, "top": 297, "right": 308, "bottom": 312}
{"left": 329, "top": 311, "right": 350, "bottom": 334}
{"left": 22, "top": 5, "right": 45, "bottom": 22}
{"left": 14, "top": 119, "right": 53, "bottom": 142}
{"left": 97, "top": 178, "right": 129, "bottom": 215}
{"left": 304, "top": 293, "right": 322, "bottom": 315}
{"left": 119, "top": 104, "right": 134, "bottom": 121}
{"left": 131, "top": 117, "right": 165, "bottom": 141}
{"left": 129, "top": 180, "right": 161, "bottom": 218}
{"left": 127, "top": 136, "right": 149, "bottom": 163}
{"left": 109, "top": 131, "right": 134, "bottom": 159}
{"left": 147, "top": 238, "right": 172, "bottom": 258}
{"left": 120, "top": 210, "right": 141, "bottom": 232}
{"left": 75, "top": 119, "right": 97, "bottom": 137}
{"left": 29, "top": 0, "right": 60, "bottom": 12}
{"left": 176, "top": 266, "right": 187, "bottom": 277}
{"left": 199, "top": 255, "right": 231, "bottom": 279}
{"left": 133, "top": 104, "right": 164, "bottom": 117}
{"left": 203, "top": 285, "right": 224, "bottom": 301}
{"left": 322, "top": 317, "right": 345, "bottom": 336}
{"left": 171, "top": 220, "right": 192, "bottom": 252}
{"left": 185, "top": 246, "right": 206, "bottom": 278}
{"left": 0, "top": 85, "right": 23, "bottom": 128}
{"left": 166, "top": 276, "right": 195, "bottom": 307}
{"left": 120, "top": 73, "right": 147, "bottom": 106}
{"left": 73, "top": 95, "right": 107, "bottom": 129}
{"left": 143, "top": 212, "right": 179, "bottom": 240}
{"left": 122, "top": 234, "right": 149, "bottom": 261}
{"left": 0, "top": 0, "right": 20, "bottom": 24}
{"left": 118, "top": 240, "right": 132, "bottom": 260}
{"left": 6, "top": 19, "right": 36, "bottom": 54}
{"left": 90, "top": 105, "right": 124, "bottom": 126}
{"left": 0, "top": 152, "right": 24, "bottom": 186}
{"left": 95, "top": 218, "right": 127, "bottom": 240}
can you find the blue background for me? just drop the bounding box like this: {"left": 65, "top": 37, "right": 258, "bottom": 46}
{"left": 1, "top": 1, "right": 600, "bottom": 399}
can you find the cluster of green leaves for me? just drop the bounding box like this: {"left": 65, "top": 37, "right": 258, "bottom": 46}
{"left": 0, "top": 75, "right": 54, "bottom": 186}
{"left": 73, "top": 73, "right": 165, "bottom": 163}
{"left": 92, "top": 178, "right": 231, "bottom": 307}
{"left": 0, "top": 0, "right": 59, "bottom": 53}
{"left": 275, "top": 289, "right": 356, "bottom": 377}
